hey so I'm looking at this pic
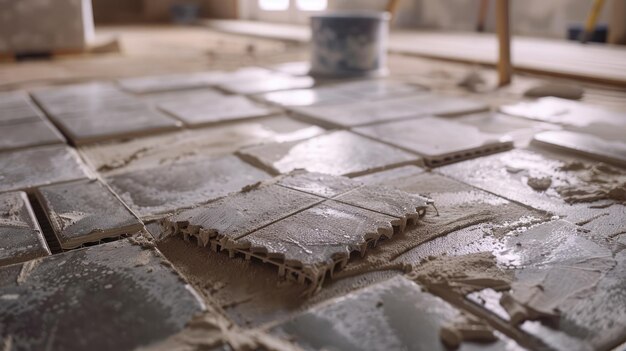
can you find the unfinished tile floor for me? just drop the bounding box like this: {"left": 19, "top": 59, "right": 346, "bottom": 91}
{"left": 1, "top": 61, "right": 625, "bottom": 351}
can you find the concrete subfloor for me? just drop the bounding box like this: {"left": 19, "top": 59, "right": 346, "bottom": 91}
{"left": 0, "top": 25, "right": 625, "bottom": 351}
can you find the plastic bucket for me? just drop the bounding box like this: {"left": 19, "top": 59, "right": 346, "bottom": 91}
{"left": 310, "top": 11, "right": 390, "bottom": 77}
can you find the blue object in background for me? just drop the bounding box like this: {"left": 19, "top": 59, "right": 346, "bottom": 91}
{"left": 310, "top": 11, "right": 390, "bottom": 78}
{"left": 568, "top": 24, "right": 608, "bottom": 43}
{"left": 170, "top": 3, "right": 200, "bottom": 24}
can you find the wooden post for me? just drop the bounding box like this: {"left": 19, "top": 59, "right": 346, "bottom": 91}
{"left": 496, "top": 0, "right": 512, "bottom": 86}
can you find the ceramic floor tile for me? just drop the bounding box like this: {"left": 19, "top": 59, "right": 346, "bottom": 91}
{"left": 139, "top": 88, "right": 225, "bottom": 105}
{"left": 238, "top": 130, "right": 420, "bottom": 177}
{"left": 290, "top": 93, "right": 488, "bottom": 128}
{"left": 468, "top": 220, "right": 625, "bottom": 351}
{"left": 163, "top": 184, "right": 324, "bottom": 245}
{"left": 218, "top": 75, "right": 315, "bottom": 95}
{"left": 345, "top": 170, "right": 550, "bottom": 269}
{"left": 272, "top": 276, "right": 520, "bottom": 351}
{"left": 276, "top": 171, "right": 362, "bottom": 198}
{"left": 0, "top": 239, "right": 205, "bottom": 351}
{"left": 499, "top": 97, "right": 626, "bottom": 129}
{"left": 437, "top": 148, "right": 626, "bottom": 226}
{"left": 162, "top": 172, "right": 429, "bottom": 287}
{"left": 79, "top": 115, "right": 325, "bottom": 175}
{"left": 238, "top": 200, "right": 397, "bottom": 278}
{"left": 159, "top": 95, "right": 278, "bottom": 128}
{"left": 328, "top": 79, "right": 427, "bottom": 100}
{"left": 35, "top": 179, "right": 143, "bottom": 249}
{"left": 0, "top": 145, "right": 91, "bottom": 193}
{"left": 354, "top": 116, "right": 513, "bottom": 167}
{"left": 0, "top": 191, "right": 49, "bottom": 266}
{"left": 268, "top": 61, "right": 311, "bottom": 76}
{"left": 256, "top": 87, "right": 355, "bottom": 107}
{"left": 0, "top": 92, "right": 44, "bottom": 125}
{"left": 453, "top": 112, "right": 562, "bottom": 147}
{"left": 533, "top": 130, "right": 626, "bottom": 168}
{"left": 117, "top": 71, "right": 228, "bottom": 94}
{"left": 31, "top": 82, "right": 134, "bottom": 117}
{"left": 0, "top": 119, "right": 65, "bottom": 152}
{"left": 51, "top": 107, "right": 182, "bottom": 145}
{"left": 105, "top": 155, "right": 271, "bottom": 219}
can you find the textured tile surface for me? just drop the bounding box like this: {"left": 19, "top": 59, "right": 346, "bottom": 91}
{"left": 291, "top": 93, "right": 487, "bottom": 128}
{"left": 0, "top": 92, "right": 44, "bottom": 125}
{"left": 0, "top": 191, "right": 49, "bottom": 266}
{"left": 0, "top": 119, "right": 65, "bottom": 152}
{"left": 0, "top": 145, "right": 91, "bottom": 193}
{"left": 354, "top": 116, "right": 513, "bottom": 166}
{"left": 35, "top": 179, "right": 143, "bottom": 249}
{"left": 218, "top": 75, "right": 314, "bottom": 95}
{"left": 159, "top": 95, "right": 277, "bottom": 127}
{"left": 273, "top": 276, "right": 517, "bottom": 351}
{"left": 257, "top": 87, "right": 355, "bottom": 107}
{"left": 78, "top": 115, "right": 325, "bottom": 175}
{"left": 437, "top": 148, "right": 626, "bottom": 225}
{"left": 0, "top": 239, "right": 205, "bottom": 351}
{"left": 106, "top": 155, "right": 271, "bottom": 219}
{"left": 533, "top": 130, "right": 626, "bottom": 167}
{"left": 239, "top": 131, "right": 420, "bottom": 176}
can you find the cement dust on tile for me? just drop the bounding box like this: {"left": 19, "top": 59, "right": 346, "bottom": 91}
{"left": 354, "top": 116, "right": 514, "bottom": 167}
{"left": 336, "top": 170, "right": 550, "bottom": 278}
{"left": 158, "top": 95, "right": 279, "bottom": 128}
{"left": 238, "top": 130, "right": 420, "bottom": 177}
{"left": 105, "top": 154, "right": 271, "bottom": 219}
{"left": 0, "top": 238, "right": 205, "bottom": 351}
{"left": 35, "top": 179, "right": 143, "bottom": 249}
{"left": 438, "top": 148, "right": 626, "bottom": 226}
{"left": 0, "top": 145, "right": 91, "bottom": 193}
{"left": 272, "top": 276, "right": 520, "bottom": 351}
{"left": 79, "top": 115, "right": 325, "bottom": 175}
{"left": 468, "top": 220, "right": 625, "bottom": 351}
{"left": 0, "top": 191, "right": 50, "bottom": 266}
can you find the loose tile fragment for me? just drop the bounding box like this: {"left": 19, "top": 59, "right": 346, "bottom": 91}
{"left": 272, "top": 276, "right": 517, "bottom": 351}
{"left": 238, "top": 200, "right": 398, "bottom": 283}
{"left": 106, "top": 155, "right": 271, "bottom": 219}
{"left": 0, "top": 191, "right": 50, "bottom": 266}
{"left": 158, "top": 95, "right": 278, "bottom": 128}
{"left": 218, "top": 74, "right": 315, "bottom": 95}
{"left": 35, "top": 179, "right": 143, "bottom": 249}
{"left": 162, "top": 173, "right": 429, "bottom": 288}
{"left": 0, "top": 145, "right": 91, "bottom": 193}
{"left": 0, "top": 239, "right": 205, "bottom": 351}
{"left": 355, "top": 116, "right": 513, "bottom": 166}
{"left": 437, "top": 149, "right": 626, "bottom": 225}
{"left": 290, "top": 93, "right": 488, "bottom": 128}
{"left": 163, "top": 184, "right": 324, "bottom": 246}
{"left": 533, "top": 130, "right": 626, "bottom": 168}
{"left": 79, "top": 115, "right": 325, "bottom": 175}
{"left": 238, "top": 131, "right": 420, "bottom": 176}
{"left": 0, "top": 118, "right": 65, "bottom": 152}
